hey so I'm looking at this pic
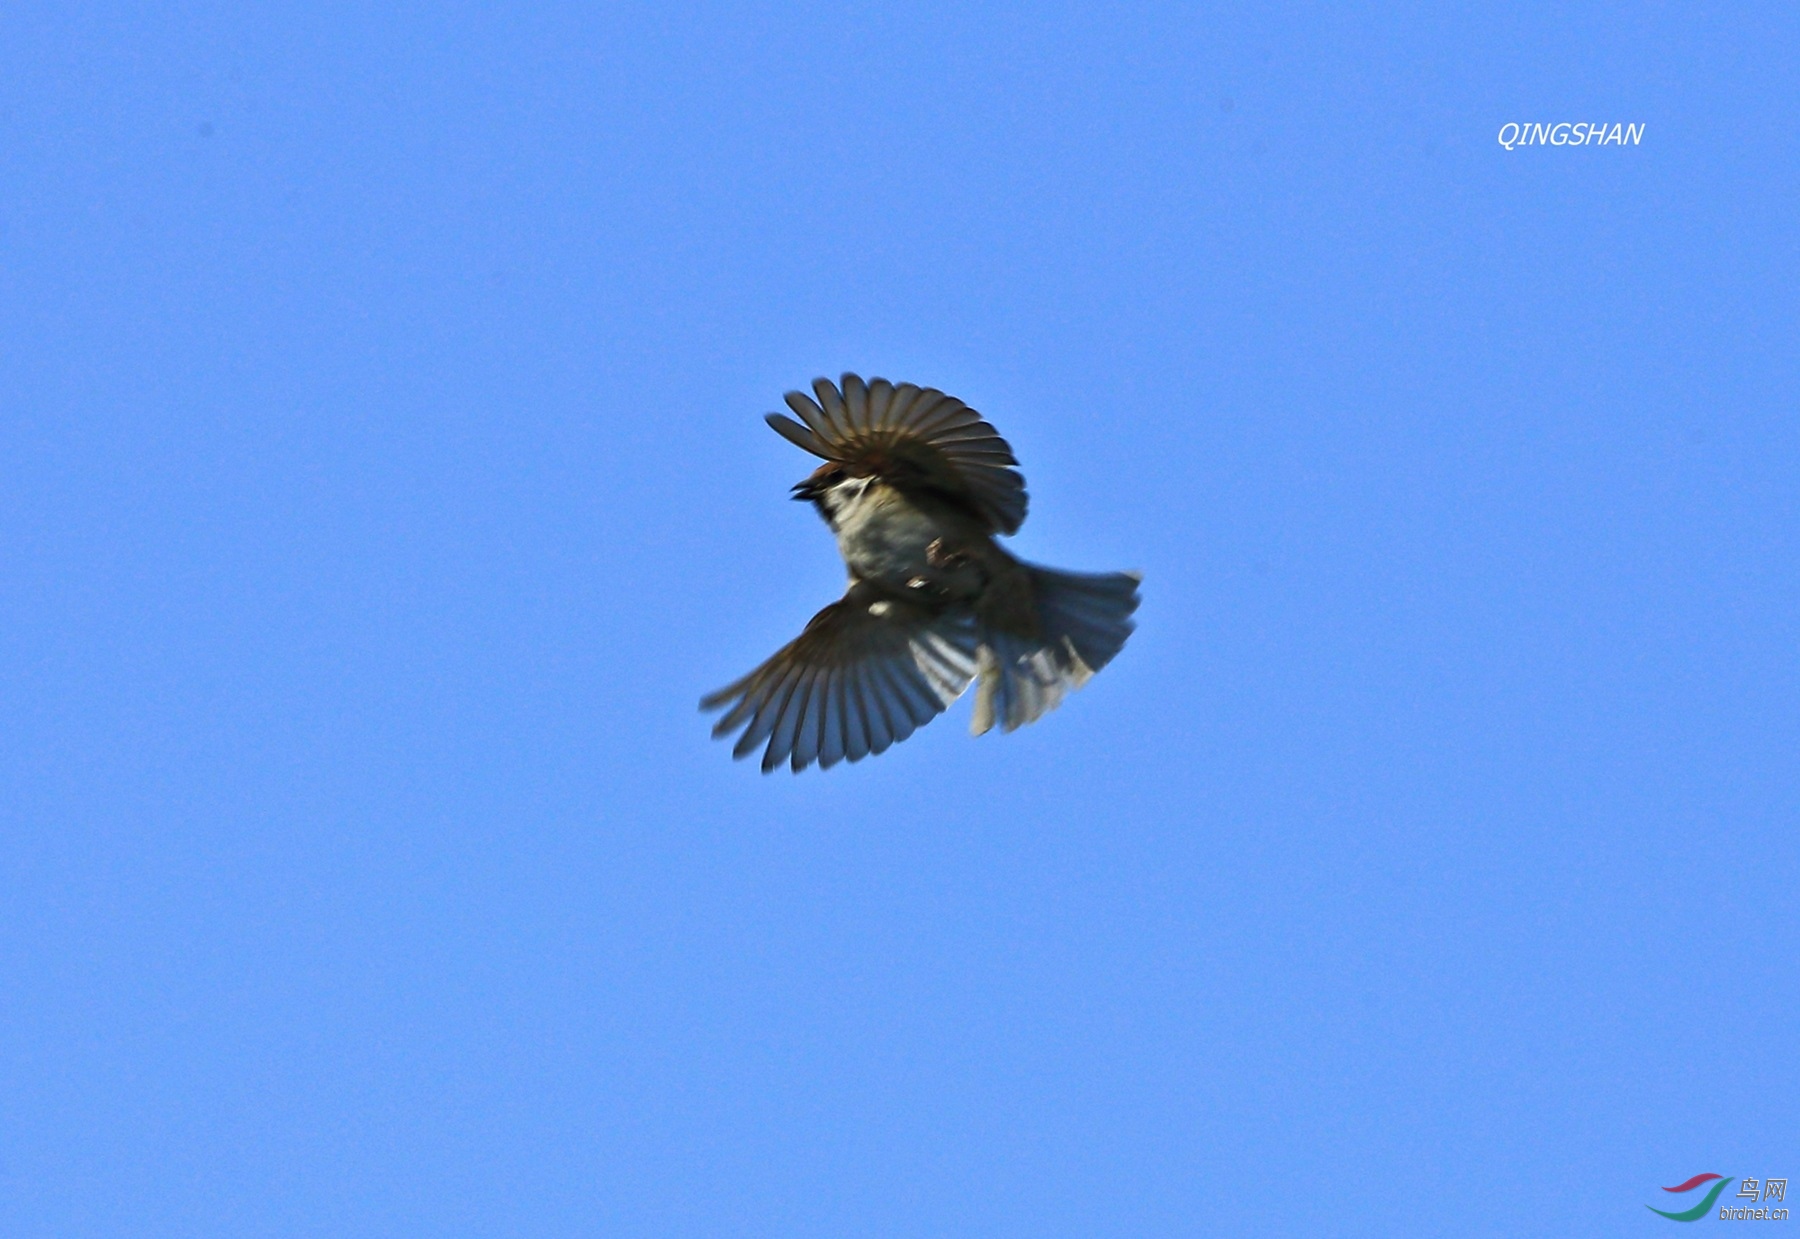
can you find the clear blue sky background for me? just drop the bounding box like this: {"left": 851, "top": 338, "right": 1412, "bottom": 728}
{"left": 2, "top": 4, "right": 1795, "bottom": 1236}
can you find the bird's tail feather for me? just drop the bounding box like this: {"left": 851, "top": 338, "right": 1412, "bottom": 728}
{"left": 971, "top": 566, "right": 1140, "bottom": 735}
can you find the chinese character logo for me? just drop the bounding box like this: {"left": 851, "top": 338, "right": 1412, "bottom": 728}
{"left": 1649, "top": 1174, "right": 1788, "bottom": 1222}
{"left": 1648, "top": 1174, "right": 1733, "bottom": 1222}
{"left": 1739, "top": 1178, "right": 1787, "bottom": 1203}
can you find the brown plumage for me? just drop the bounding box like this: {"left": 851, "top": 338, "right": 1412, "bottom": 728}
{"left": 703, "top": 374, "right": 1140, "bottom": 772}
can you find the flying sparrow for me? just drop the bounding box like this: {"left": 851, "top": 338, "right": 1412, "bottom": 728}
{"left": 702, "top": 374, "right": 1140, "bottom": 772}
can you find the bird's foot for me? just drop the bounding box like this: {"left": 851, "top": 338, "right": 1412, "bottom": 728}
{"left": 925, "top": 538, "right": 968, "bottom": 569}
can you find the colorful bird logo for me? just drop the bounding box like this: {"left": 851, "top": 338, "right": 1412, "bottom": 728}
{"left": 1648, "top": 1174, "right": 1734, "bottom": 1222}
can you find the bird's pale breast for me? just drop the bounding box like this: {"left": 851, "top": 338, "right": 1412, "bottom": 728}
{"left": 829, "top": 481, "right": 979, "bottom": 598}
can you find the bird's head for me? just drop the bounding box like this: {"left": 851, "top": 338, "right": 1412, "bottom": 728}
{"left": 789, "top": 461, "right": 845, "bottom": 503}
{"left": 791, "top": 462, "right": 873, "bottom": 529}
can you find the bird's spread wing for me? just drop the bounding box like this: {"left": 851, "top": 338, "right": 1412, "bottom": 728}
{"left": 765, "top": 373, "right": 1029, "bottom": 535}
{"left": 700, "top": 583, "right": 980, "bottom": 773}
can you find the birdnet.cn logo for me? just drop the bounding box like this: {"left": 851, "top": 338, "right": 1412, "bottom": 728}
{"left": 1649, "top": 1174, "right": 1788, "bottom": 1223}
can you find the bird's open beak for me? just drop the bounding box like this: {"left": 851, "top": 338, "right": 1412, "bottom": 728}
{"left": 791, "top": 470, "right": 833, "bottom": 501}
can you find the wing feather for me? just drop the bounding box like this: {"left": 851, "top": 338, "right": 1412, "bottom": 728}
{"left": 884, "top": 656, "right": 940, "bottom": 727}
{"left": 819, "top": 669, "right": 850, "bottom": 768}
{"left": 732, "top": 658, "right": 806, "bottom": 759}
{"left": 908, "top": 404, "right": 978, "bottom": 436}
{"left": 865, "top": 378, "right": 893, "bottom": 433}
{"left": 788, "top": 668, "right": 829, "bottom": 772}
{"left": 784, "top": 390, "right": 838, "bottom": 442}
{"left": 771, "top": 374, "right": 1029, "bottom": 534}
{"left": 841, "top": 373, "right": 870, "bottom": 435}
{"left": 867, "top": 660, "right": 925, "bottom": 740}
{"left": 883, "top": 383, "right": 923, "bottom": 430}
{"left": 764, "top": 412, "right": 830, "bottom": 458}
{"left": 762, "top": 662, "right": 821, "bottom": 772}
{"left": 842, "top": 663, "right": 874, "bottom": 761}
{"left": 701, "top": 583, "right": 979, "bottom": 773}
{"left": 858, "top": 661, "right": 898, "bottom": 755}
{"left": 812, "top": 377, "right": 852, "bottom": 439}
{"left": 815, "top": 680, "right": 846, "bottom": 771}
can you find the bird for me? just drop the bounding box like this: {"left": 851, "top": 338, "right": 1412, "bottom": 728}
{"left": 701, "top": 373, "right": 1141, "bottom": 773}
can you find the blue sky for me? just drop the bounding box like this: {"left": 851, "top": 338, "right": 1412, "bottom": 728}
{"left": 2, "top": 4, "right": 1796, "bottom": 1236}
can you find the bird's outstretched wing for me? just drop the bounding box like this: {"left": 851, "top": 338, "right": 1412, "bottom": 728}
{"left": 765, "top": 373, "right": 1029, "bottom": 535}
{"left": 700, "top": 582, "right": 980, "bottom": 773}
